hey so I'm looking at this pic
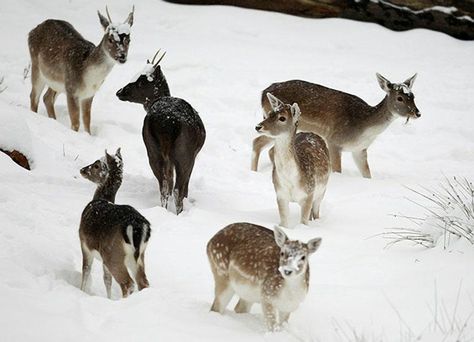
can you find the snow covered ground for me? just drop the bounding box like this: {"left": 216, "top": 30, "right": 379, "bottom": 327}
{"left": 1, "top": 0, "right": 474, "bottom": 341}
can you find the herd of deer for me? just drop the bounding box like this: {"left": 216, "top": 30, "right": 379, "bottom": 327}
{"left": 26, "top": 7, "right": 421, "bottom": 332}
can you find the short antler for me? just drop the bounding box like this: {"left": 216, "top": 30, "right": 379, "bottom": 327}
{"left": 154, "top": 51, "right": 167, "bottom": 68}
{"left": 151, "top": 49, "right": 161, "bottom": 64}
{"left": 105, "top": 6, "right": 113, "bottom": 23}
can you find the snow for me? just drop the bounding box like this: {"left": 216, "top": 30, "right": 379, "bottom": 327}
{"left": 0, "top": 110, "right": 33, "bottom": 161}
{"left": 108, "top": 22, "right": 131, "bottom": 41}
{"left": 131, "top": 63, "right": 155, "bottom": 83}
{"left": 1, "top": 0, "right": 474, "bottom": 341}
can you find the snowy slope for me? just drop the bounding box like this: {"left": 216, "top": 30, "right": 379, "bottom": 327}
{"left": 0, "top": 0, "right": 473, "bottom": 341}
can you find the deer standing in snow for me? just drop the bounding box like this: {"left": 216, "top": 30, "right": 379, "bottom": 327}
{"left": 252, "top": 74, "right": 420, "bottom": 178}
{"left": 256, "top": 93, "right": 330, "bottom": 228}
{"left": 79, "top": 148, "right": 151, "bottom": 299}
{"left": 207, "top": 223, "right": 322, "bottom": 332}
{"left": 116, "top": 51, "right": 206, "bottom": 215}
{"left": 28, "top": 7, "right": 134, "bottom": 133}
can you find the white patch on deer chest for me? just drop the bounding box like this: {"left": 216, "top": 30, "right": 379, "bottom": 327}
{"left": 229, "top": 262, "right": 262, "bottom": 303}
{"left": 343, "top": 121, "right": 392, "bottom": 152}
{"left": 272, "top": 276, "right": 308, "bottom": 313}
{"left": 77, "top": 62, "right": 113, "bottom": 98}
{"left": 274, "top": 156, "right": 307, "bottom": 202}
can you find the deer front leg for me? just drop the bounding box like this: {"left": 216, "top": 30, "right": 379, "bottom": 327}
{"left": 353, "top": 149, "right": 371, "bottom": 178}
{"left": 43, "top": 88, "right": 58, "bottom": 119}
{"left": 328, "top": 143, "right": 342, "bottom": 173}
{"left": 262, "top": 300, "right": 280, "bottom": 332}
{"left": 66, "top": 94, "right": 80, "bottom": 132}
{"left": 276, "top": 196, "right": 290, "bottom": 228}
{"left": 251, "top": 135, "right": 274, "bottom": 171}
{"left": 81, "top": 97, "right": 94, "bottom": 134}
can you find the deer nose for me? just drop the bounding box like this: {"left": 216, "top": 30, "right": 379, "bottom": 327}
{"left": 255, "top": 125, "right": 262, "bottom": 132}
{"left": 415, "top": 112, "right": 421, "bottom": 118}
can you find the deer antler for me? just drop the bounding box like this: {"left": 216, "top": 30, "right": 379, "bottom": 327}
{"left": 154, "top": 51, "right": 167, "bottom": 67}
{"left": 105, "top": 6, "right": 113, "bottom": 23}
{"left": 151, "top": 49, "right": 161, "bottom": 64}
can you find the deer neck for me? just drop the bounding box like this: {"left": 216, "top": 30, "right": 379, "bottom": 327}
{"left": 273, "top": 129, "right": 298, "bottom": 169}
{"left": 367, "top": 96, "right": 397, "bottom": 130}
{"left": 83, "top": 38, "right": 115, "bottom": 80}
{"left": 92, "top": 167, "right": 122, "bottom": 203}
{"left": 143, "top": 74, "right": 172, "bottom": 112}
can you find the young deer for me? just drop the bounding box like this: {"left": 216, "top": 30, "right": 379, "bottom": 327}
{"left": 207, "top": 223, "right": 322, "bottom": 332}
{"left": 28, "top": 7, "right": 134, "bottom": 133}
{"left": 256, "top": 93, "right": 330, "bottom": 228}
{"left": 116, "top": 51, "right": 206, "bottom": 215}
{"left": 79, "top": 148, "right": 151, "bottom": 299}
{"left": 251, "top": 73, "right": 420, "bottom": 178}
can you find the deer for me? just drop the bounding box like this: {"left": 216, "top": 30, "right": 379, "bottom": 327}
{"left": 28, "top": 7, "right": 134, "bottom": 133}
{"left": 251, "top": 73, "right": 420, "bottom": 178}
{"left": 207, "top": 222, "right": 322, "bottom": 332}
{"left": 116, "top": 51, "right": 206, "bottom": 215}
{"left": 79, "top": 148, "right": 151, "bottom": 299}
{"left": 255, "top": 93, "right": 330, "bottom": 228}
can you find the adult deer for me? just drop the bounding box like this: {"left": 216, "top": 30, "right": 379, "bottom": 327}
{"left": 28, "top": 7, "right": 134, "bottom": 133}
{"left": 207, "top": 223, "right": 322, "bottom": 332}
{"left": 251, "top": 73, "right": 420, "bottom": 178}
{"left": 116, "top": 51, "right": 206, "bottom": 214}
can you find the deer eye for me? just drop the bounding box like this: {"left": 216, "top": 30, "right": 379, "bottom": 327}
{"left": 301, "top": 256, "right": 306, "bottom": 261}
{"left": 280, "top": 252, "right": 284, "bottom": 257}
{"left": 94, "top": 164, "right": 99, "bottom": 169}
{"left": 397, "top": 96, "right": 403, "bottom": 102}
{"left": 278, "top": 116, "right": 286, "bottom": 122}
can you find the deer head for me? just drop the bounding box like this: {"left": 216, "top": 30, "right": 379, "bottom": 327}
{"left": 116, "top": 49, "right": 170, "bottom": 104}
{"left": 274, "top": 226, "right": 321, "bottom": 278}
{"left": 376, "top": 73, "right": 420, "bottom": 121}
{"left": 97, "top": 6, "right": 134, "bottom": 64}
{"left": 80, "top": 148, "right": 122, "bottom": 184}
{"left": 255, "top": 93, "right": 301, "bottom": 137}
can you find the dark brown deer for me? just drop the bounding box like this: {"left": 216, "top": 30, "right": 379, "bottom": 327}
{"left": 28, "top": 7, "right": 134, "bottom": 133}
{"left": 79, "top": 148, "right": 151, "bottom": 299}
{"left": 207, "top": 223, "right": 322, "bottom": 332}
{"left": 252, "top": 73, "right": 420, "bottom": 178}
{"left": 256, "top": 93, "right": 330, "bottom": 228}
{"left": 116, "top": 51, "right": 206, "bottom": 215}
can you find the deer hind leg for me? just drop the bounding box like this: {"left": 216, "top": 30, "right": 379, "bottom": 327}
{"left": 81, "top": 97, "right": 94, "bottom": 134}
{"left": 159, "top": 160, "right": 174, "bottom": 209}
{"left": 80, "top": 244, "right": 93, "bottom": 292}
{"left": 66, "top": 93, "right": 80, "bottom": 132}
{"left": 210, "top": 273, "right": 234, "bottom": 314}
{"left": 277, "top": 196, "right": 290, "bottom": 228}
{"left": 102, "top": 264, "right": 113, "bottom": 299}
{"left": 328, "top": 143, "right": 342, "bottom": 173}
{"left": 104, "top": 257, "right": 135, "bottom": 299}
{"left": 251, "top": 135, "right": 274, "bottom": 171}
{"left": 310, "top": 186, "right": 327, "bottom": 220}
{"left": 173, "top": 156, "right": 195, "bottom": 215}
{"left": 42, "top": 88, "right": 58, "bottom": 119}
{"left": 262, "top": 300, "right": 280, "bottom": 332}
{"left": 280, "top": 311, "right": 290, "bottom": 324}
{"left": 234, "top": 299, "right": 253, "bottom": 313}
{"left": 29, "top": 62, "right": 45, "bottom": 113}
{"left": 126, "top": 252, "right": 149, "bottom": 291}
{"left": 353, "top": 149, "right": 371, "bottom": 179}
{"left": 300, "top": 195, "right": 314, "bottom": 226}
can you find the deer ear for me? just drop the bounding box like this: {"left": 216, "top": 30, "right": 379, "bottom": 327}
{"left": 307, "top": 237, "right": 322, "bottom": 254}
{"left": 403, "top": 73, "right": 417, "bottom": 89}
{"left": 98, "top": 11, "right": 110, "bottom": 30}
{"left": 115, "top": 147, "right": 122, "bottom": 160}
{"left": 125, "top": 6, "right": 134, "bottom": 26}
{"left": 376, "top": 73, "right": 392, "bottom": 93}
{"left": 291, "top": 103, "right": 301, "bottom": 122}
{"left": 267, "top": 92, "right": 284, "bottom": 111}
{"left": 274, "top": 226, "right": 288, "bottom": 248}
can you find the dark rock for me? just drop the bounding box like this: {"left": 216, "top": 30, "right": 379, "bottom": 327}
{"left": 163, "top": 0, "right": 474, "bottom": 40}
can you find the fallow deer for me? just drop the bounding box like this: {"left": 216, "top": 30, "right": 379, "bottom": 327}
{"left": 251, "top": 73, "right": 420, "bottom": 178}
{"left": 207, "top": 223, "right": 322, "bottom": 332}
{"left": 116, "top": 51, "right": 206, "bottom": 215}
{"left": 256, "top": 93, "right": 330, "bottom": 228}
{"left": 28, "top": 7, "right": 134, "bottom": 133}
{"left": 79, "top": 148, "right": 151, "bottom": 299}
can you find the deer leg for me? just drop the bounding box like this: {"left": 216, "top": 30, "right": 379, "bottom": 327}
{"left": 251, "top": 135, "right": 274, "bottom": 171}
{"left": 135, "top": 253, "right": 149, "bottom": 291}
{"left": 81, "top": 97, "right": 94, "bottom": 134}
{"left": 300, "top": 196, "right": 313, "bottom": 225}
{"left": 42, "top": 88, "right": 58, "bottom": 119}
{"left": 276, "top": 196, "right": 290, "bottom": 228}
{"left": 268, "top": 146, "right": 275, "bottom": 165}
{"left": 234, "top": 299, "right": 253, "bottom": 313}
{"left": 104, "top": 259, "right": 135, "bottom": 299}
{"left": 102, "top": 264, "right": 113, "bottom": 299}
{"left": 210, "top": 273, "right": 234, "bottom": 314}
{"left": 262, "top": 300, "right": 280, "bottom": 332}
{"left": 353, "top": 149, "right": 371, "bottom": 179}
{"left": 280, "top": 311, "right": 290, "bottom": 324}
{"left": 173, "top": 157, "right": 195, "bottom": 215}
{"left": 310, "top": 186, "right": 327, "bottom": 220}
{"left": 80, "top": 244, "right": 93, "bottom": 292}
{"left": 159, "top": 161, "right": 174, "bottom": 209}
{"left": 328, "top": 143, "right": 342, "bottom": 173}
{"left": 66, "top": 94, "right": 80, "bottom": 132}
{"left": 29, "top": 62, "right": 45, "bottom": 113}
